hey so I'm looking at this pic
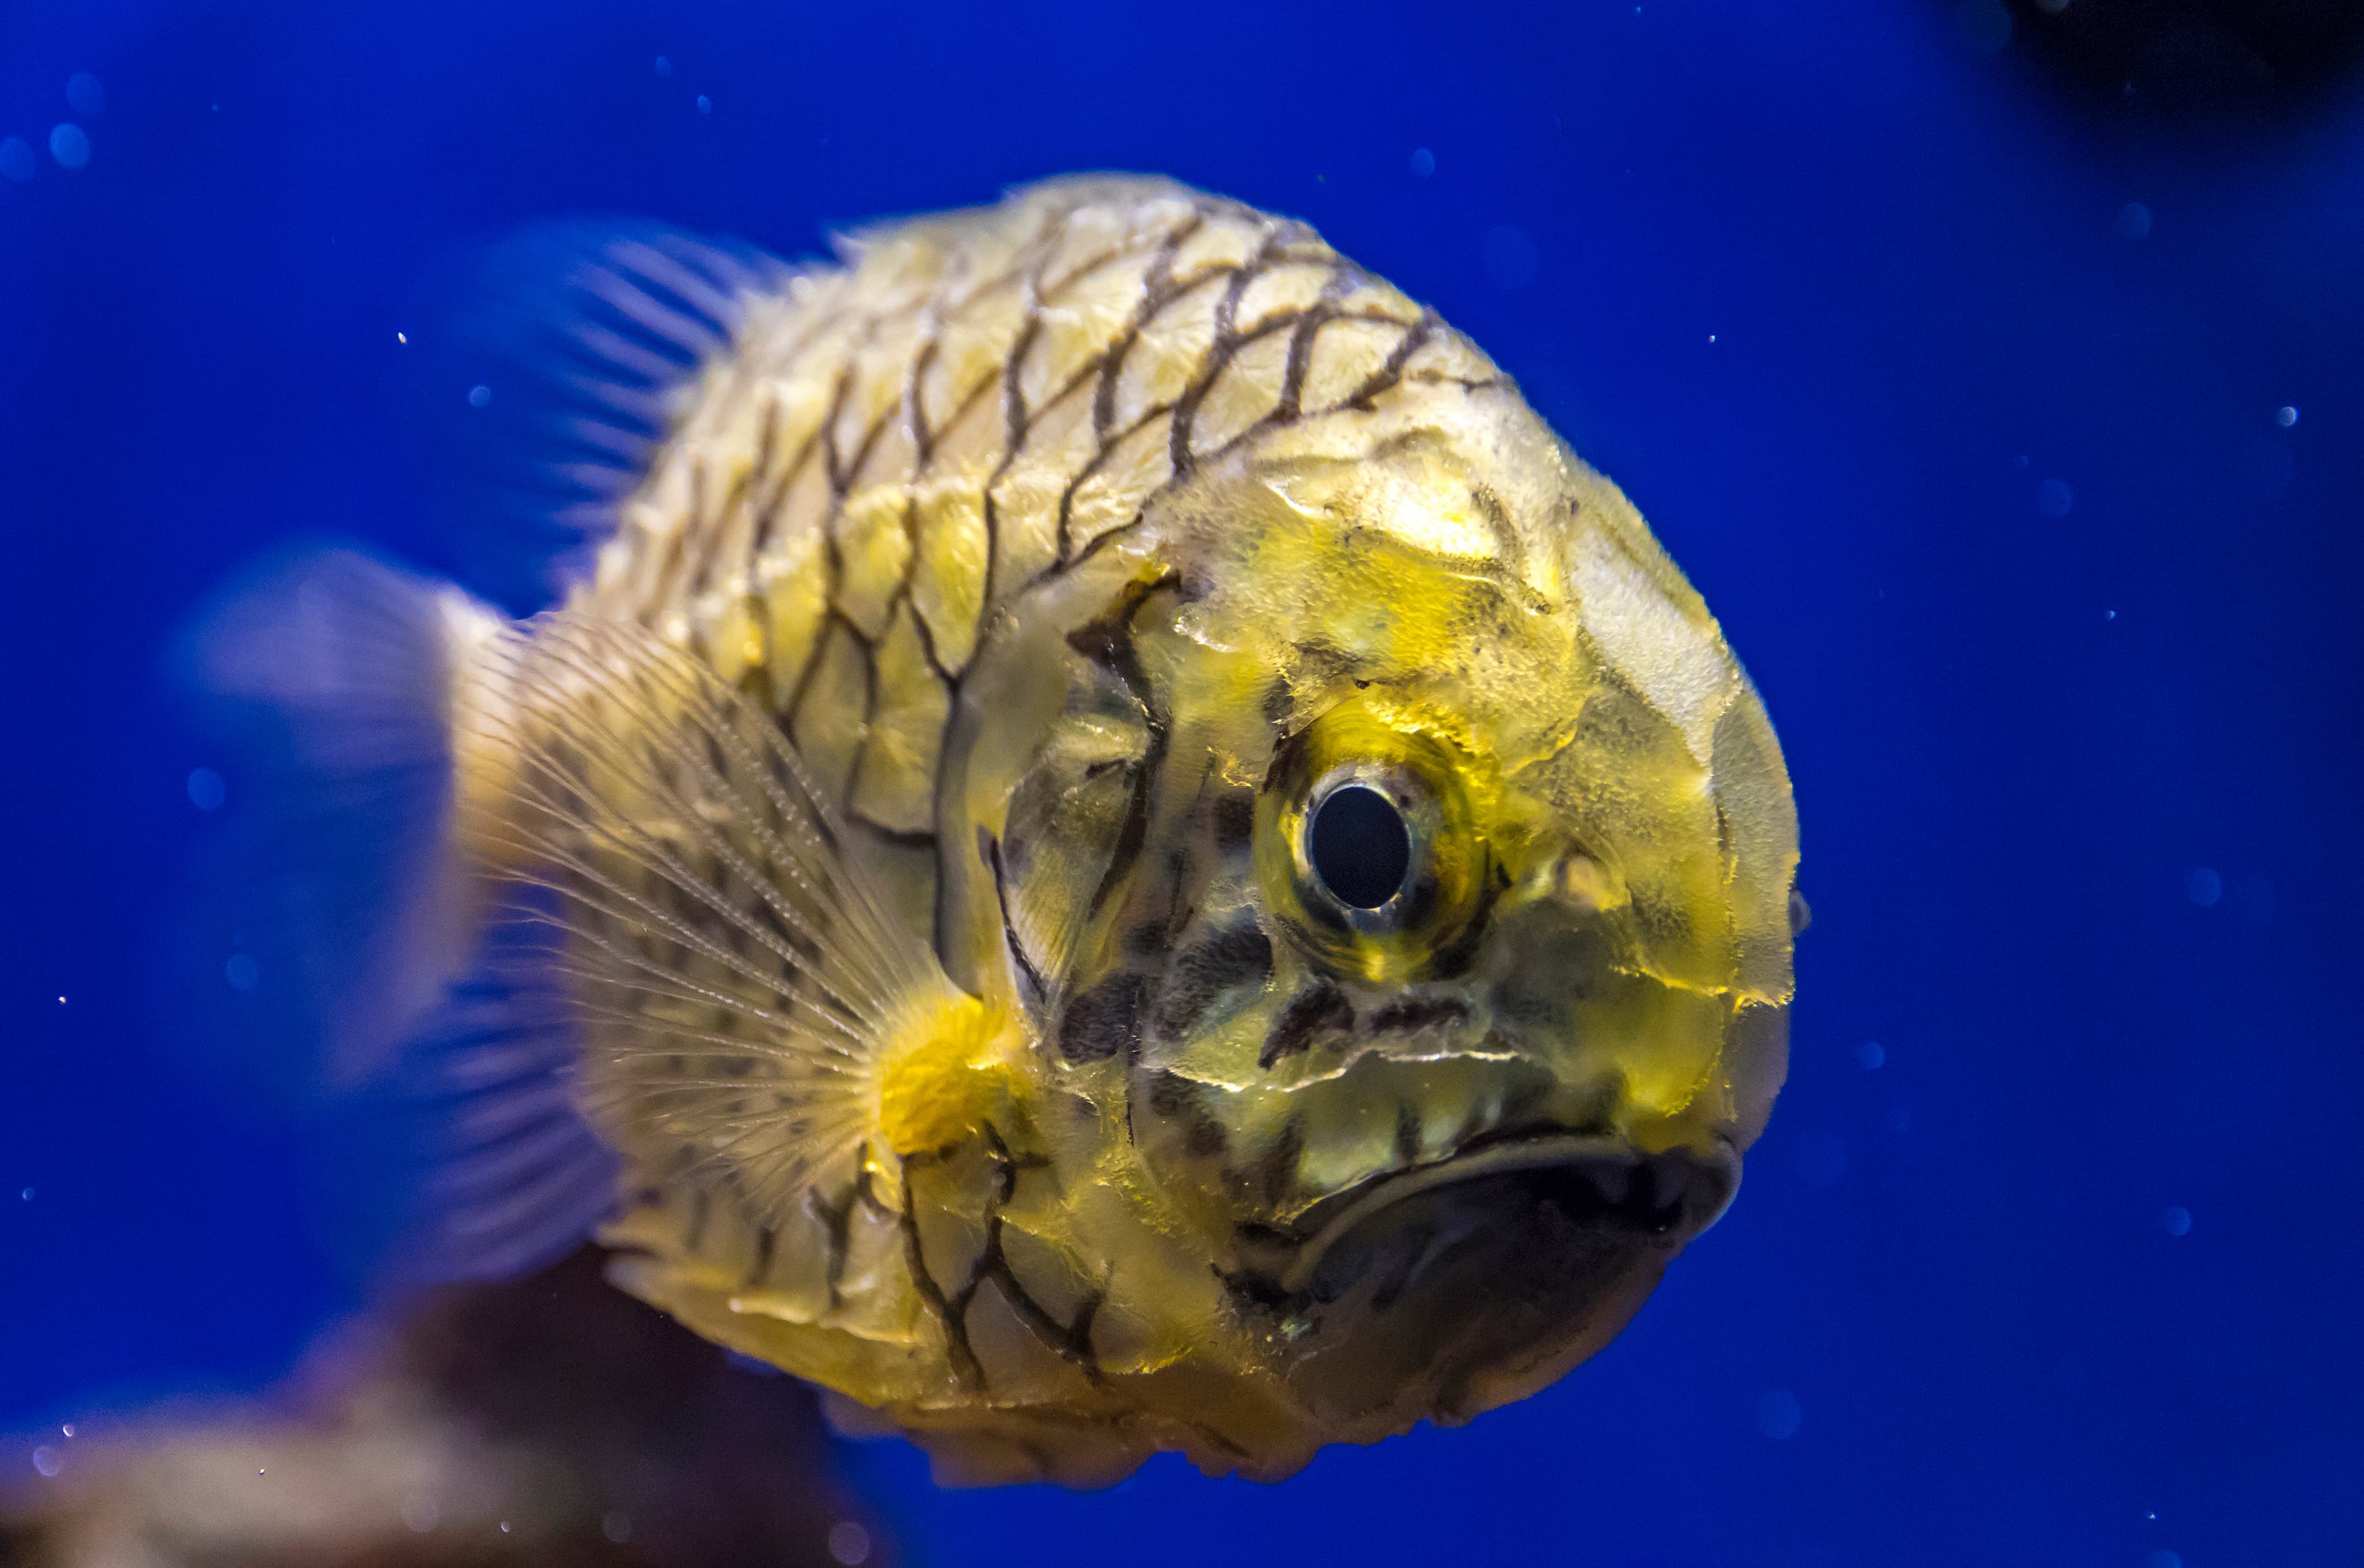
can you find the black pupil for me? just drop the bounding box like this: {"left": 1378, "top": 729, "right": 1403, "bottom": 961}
{"left": 1309, "top": 785, "right": 1412, "bottom": 909}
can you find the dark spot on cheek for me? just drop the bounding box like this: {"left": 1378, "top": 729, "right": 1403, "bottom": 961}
{"left": 1368, "top": 995, "right": 1470, "bottom": 1034}
{"left": 1146, "top": 1069, "right": 1230, "bottom": 1158}
{"left": 1059, "top": 971, "right": 1149, "bottom": 1062}
{"left": 1393, "top": 1100, "right": 1422, "bottom": 1165}
{"left": 1152, "top": 923, "right": 1275, "bottom": 1040}
{"left": 1258, "top": 1116, "right": 1305, "bottom": 1207}
{"left": 1259, "top": 982, "right": 1355, "bottom": 1068}
{"left": 1211, "top": 792, "right": 1256, "bottom": 850}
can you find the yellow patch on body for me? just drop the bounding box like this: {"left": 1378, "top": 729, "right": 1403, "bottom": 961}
{"left": 875, "top": 993, "right": 1026, "bottom": 1158}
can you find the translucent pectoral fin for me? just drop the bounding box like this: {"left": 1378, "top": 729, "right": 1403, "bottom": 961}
{"left": 462, "top": 613, "right": 969, "bottom": 1219}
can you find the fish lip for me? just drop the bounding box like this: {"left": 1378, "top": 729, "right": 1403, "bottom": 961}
{"left": 1274, "top": 1131, "right": 1741, "bottom": 1296}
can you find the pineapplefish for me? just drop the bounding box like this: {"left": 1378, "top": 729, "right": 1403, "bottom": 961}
{"left": 187, "top": 177, "right": 1801, "bottom": 1485}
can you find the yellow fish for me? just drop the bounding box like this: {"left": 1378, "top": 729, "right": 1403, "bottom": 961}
{"left": 188, "top": 177, "right": 1800, "bottom": 1485}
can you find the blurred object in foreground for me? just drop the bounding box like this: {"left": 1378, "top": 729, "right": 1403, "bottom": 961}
{"left": 2001, "top": 0, "right": 2364, "bottom": 120}
{"left": 0, "top": 1250, "right": 890, "bottom": 1568}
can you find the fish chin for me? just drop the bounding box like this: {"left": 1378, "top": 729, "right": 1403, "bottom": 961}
{"left": 1263, "top": 1135, "right": 1740, "bottom": 1433}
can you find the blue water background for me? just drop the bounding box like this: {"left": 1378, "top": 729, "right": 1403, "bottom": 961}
{"left": 5, "top": 2, "right": 2361, "bottom": 1563}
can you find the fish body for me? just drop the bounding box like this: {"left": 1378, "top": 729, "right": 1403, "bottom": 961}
{"left": 197, "top": 177, "right": 1799, "bottom": 1485}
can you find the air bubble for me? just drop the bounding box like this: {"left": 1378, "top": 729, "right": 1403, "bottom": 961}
{"left": 828, "top": 1520, "right": 872, "bottom": 1565}
{"left": 49, "top": 123, "right": 90, "bottom": 170}
{"left": 468, "top": 384, "right": 491, "bottom": 408}
{"left": 2185, "top": 867, "right": 2222, "bottom": 907}
{"left": 1855, "top": 1041, "right": 1885, "bottom": 1070}
{"left": 1795, "top": 1130, "right": 1847, "bottom": 1188}
{"left": 32, "top": 1446, "right": 62, "bottom": 1478}
{"left": 1409, "top": 147, "right": 1435, "bottom": 178}
{"left": 2035, "top": 479, "right": 2074, "bottom": 519}
{"left": 225, "top": 953, "right": 260, "bottom": 991}
{"left": 66, "top": 74, "right": 106, "bottom": 116}
{"left": 2276, "top": 405, "right": 2298, "bottom": 427}
{"left": 2116, "top": 202, "right": 2153, "bottom": 240}
{"left": 603, "top": 1512, "right": 633, "bottom": 1544}
{"left": 1755, "top": 1389, "right": 1803, "bottom": 1440}
{"left": 187, "top": 768, "right": 225, "bottom": 810}
{"left": 2162, "top": 1206, "right": 2191, "bottom": 1237}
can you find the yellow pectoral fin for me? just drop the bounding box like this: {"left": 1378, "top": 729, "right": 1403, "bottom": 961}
{"left": 877, "top": 995, "right": 1031, "bottom": 1158}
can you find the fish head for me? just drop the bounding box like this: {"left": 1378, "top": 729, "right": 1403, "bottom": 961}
{"left": 1043, "top": 383, "right": 1799, "bottom": 1435}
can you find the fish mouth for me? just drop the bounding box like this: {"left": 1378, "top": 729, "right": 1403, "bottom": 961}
{"left": 1232, "top": 1130, "right": 1742, "bottom": 1431}
{"left": 1279, "top": 1131, "right": 1740, "bottom": 1296}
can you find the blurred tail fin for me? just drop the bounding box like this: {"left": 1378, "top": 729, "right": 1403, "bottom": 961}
{"left": 169, "top": 545, "right": 504, "bottom": 1102}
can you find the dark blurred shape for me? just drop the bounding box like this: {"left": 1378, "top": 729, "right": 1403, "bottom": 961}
{"left": 2002, "top": 0, "right": 2364, "bottom": 119}
{"left": 0, "top": 1251, "right": 891, "bottom": 1568}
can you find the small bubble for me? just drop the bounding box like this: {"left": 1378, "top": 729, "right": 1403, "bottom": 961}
{"left": 0, "top": 137, "right": 35, "bottom": 182}
{"left": 186, "top": 767, "right": 226, "bottom": 811}
{"left": 2104, "top": 609, "right": 2117, "bottom": 621}
{"left": 1480, "top": 225, "right": 1538, "bottom": 291}
{"left": 1795, "top": 1129, "right": 1847, "bottom": 1188}
{"left": 60, "top": 1425, "right": 74, "bottom": 1438}
{"left": 2035, "top": 479, "right": 2074, "bottom": 518}
{"left": 2149, "top": 1551, "right": 2183, "bottom": 1568}
{"left": 396, "top": 331, "right": 408, "bottom": 344}
{"left": 1755, "top": 1389, "right": 1803, "bottom": 1440}
{"left": 18, "top": 1188, "right": 31, "bottom": 1202}
{"left": 1855, "top": 1041, "right": 1885, "bottom": 1070}
{"left": 1887, "top": 1106, "right": 1912, "bottom": 1133}
{"left": 225, "top": 953, "right": 260, "bottom": 991}
{"left": 66, "top": 74, "right": 106, "bottom": 116}
{"left": 468, "top": 384, "right": 491, "bottom": 408}
{"left": 2276, "top": 405, "right": 2298, "bottom": 427}
{"left": 498, "top": 1522, "right": 511, "bottom": 1535}
{"left": 827, "top": 1520, "right": 872, "bottom": 1566}
{"left": 48, "top": 123, "right": 91, "bottom": 170}
{"left": 2116, "top": 202, "right": 2153, "bottom": 240}
{"left": 2185, "top": 867, "right": 2222, "bottom": 907}
{"left": 400, "top": 1493, "right": 440, "bottom": 1533}
{"left": 655, "top": 55, "right": 672, "bottom": 76}
{"left": 32, "top": 1446, "right": 62, "bottom": 1478}
{"left": 1409, "top": 147, "right": 1435, "bottom": 178}
{"left": 602, "top": 1512, "right": 633, "bottom": 1544}
{"left": 2162, "top": 1206, "right": 2191, "bottom": 1237}
{"left": 696, "top": 94, "right": 712, "bottom": 114}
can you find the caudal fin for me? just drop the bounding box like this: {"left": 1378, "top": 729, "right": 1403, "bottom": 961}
{"left": 167, "top": 545, "right": 624, "bottom": 1282}
{"left": 167, "top": 545, "right": 501, "bottom": 1102}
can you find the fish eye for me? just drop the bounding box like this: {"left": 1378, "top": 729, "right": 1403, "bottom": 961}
{"left": 1308, "top": 784, "right": 1411, "bottom": 909}
{"left": 1254, "top": 695, "right": 1490, "bottom": 983}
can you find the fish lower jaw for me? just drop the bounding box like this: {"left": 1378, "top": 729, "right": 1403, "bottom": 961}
{"left": 1253, "top": 1129, "right": 1740, "bottom": 1297}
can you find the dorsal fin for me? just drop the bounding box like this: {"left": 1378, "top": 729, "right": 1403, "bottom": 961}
{"left": 417, "top": 224, "right": 796, "bottom": 611}
{"left": 460, "top": 613, "right": 964, "bottom": 1215}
